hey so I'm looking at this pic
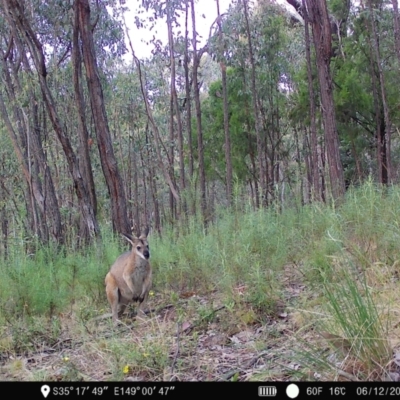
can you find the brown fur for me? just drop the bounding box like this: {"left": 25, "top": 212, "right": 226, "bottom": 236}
{"left": 105, "top": 228, "right": 152, "bottom": 324}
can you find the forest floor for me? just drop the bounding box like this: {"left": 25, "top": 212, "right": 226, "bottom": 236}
{"left": 1, "top": 261, "right": 400, "bottom": 382}
{"left": 2, "top": 186, "right": 400, "bottom": 381}
{"left": 0, "top": 265, "right": 318, "bottom": 381}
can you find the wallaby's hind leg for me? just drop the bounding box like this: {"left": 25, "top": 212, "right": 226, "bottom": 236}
{"left": 105, "top": 272, "right": 120, "bottom": 323}
{"left": 118, "top": 296, "right": 130, "bottom": 318}
{"left": 138, "top": 291, "right": 150, "bottom": 316}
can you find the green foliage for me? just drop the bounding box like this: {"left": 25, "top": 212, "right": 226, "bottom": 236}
{"left": 2, "top": 180, "right": 399, "bottom": 321}
{"left": 199, "top": 1, "right": 296, "bottom": 188}
{"left": 0, "top": 229, "right": 123, "bottom": 320}
{"left": 0, "top": 181, "right": 398, "bottom": 380}
{"left": 200, "top": 69, "right": 255, "bottom": 182}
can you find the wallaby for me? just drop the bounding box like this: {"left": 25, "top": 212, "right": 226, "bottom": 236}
{"left": 105, "top": 228, "right": 152, "bottom": 324}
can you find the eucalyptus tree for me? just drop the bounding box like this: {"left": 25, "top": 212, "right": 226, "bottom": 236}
{"left": 72, "top": 1, "right": 97, "bottom": 219}
{"left": 184, "top": 0, "right": 194, "bottom": 179}
{"left": 241, "top": 0, "right": 265, "bottom": 206}
{"left": 189, "top": 0, "right": 207, "bottom": 219}
{"left": 206, "top": 0, "right": 295, "bottom": 207}
{"left": 305, "top": 0, "right": 345, "bottom": 199}
{"left": 363, "top": 0, "right": 392, "bottom": 183}
{"left": 166, "top": 0, "right": 185, "bottom": 216}
{"left": 215, "top": 0, "right": 233, "bottom": 206}
{"left": 75, "top": 0, "right": 130, "bottom": 234}
{"left": 393, "top": 0, "right": 400, "bottom": 61}
{"left": 285, "top": 0, "right": 347, "bottom": 199}
{"left": 301, "top": 0, "right": 322, "bottom": 201}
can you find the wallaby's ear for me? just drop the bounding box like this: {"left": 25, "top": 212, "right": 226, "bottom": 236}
{"left": 139, "top": 226, "right": 150, "bottom": 239}
{"left": 122, "top": 233, "right": 135, "bottom": 246}
{"left": 131, "top": 221, "right": 141, "bottom": 239}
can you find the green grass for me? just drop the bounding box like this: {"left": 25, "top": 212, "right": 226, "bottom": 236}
{"left": 0, "top": 181, "right": 399, "bottom": 380}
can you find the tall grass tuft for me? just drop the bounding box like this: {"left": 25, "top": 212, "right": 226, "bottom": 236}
{"left": 295, "top": 257, "right": 392, "bottom": 380}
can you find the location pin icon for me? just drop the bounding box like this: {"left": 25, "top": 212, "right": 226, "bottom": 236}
{"left": 41, "top": 385, "right": 50, "bottom": 398}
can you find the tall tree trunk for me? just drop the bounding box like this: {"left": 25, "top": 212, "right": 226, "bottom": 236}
{"left": 0, "top": 201, "right": 8, "bottom": 260}
{"left": 145, "top": 126, "right": 161, "bottom": 234}
{"left": 216, "top": 0, "right": 233, "bottom": 207}
{"left": 303, "top": 129, "right": 312, "bottom": 203}
{"left": 166, "top": 7, "right": 182, "bottom": 220}
{"left": 360, "top": 0, "right": 388, "bottom": 184}
{"left": 133, "top": 153, "right": 140, "bottom": 229}
{"left": 366, "top": 0, "right": 392, "bottom": 183}
{"left": 29, "top": 94, "right": 63, "bottom": 242}
{"left": 72, "top": 5, "right": 97, "bottom": 218}
{"left": 167, "top": 6, "right": 185, "bottom": 199}
{"left": 184, "top": 0, "right": 194, "bottom": 180}
{"left": 76, "top": 0, "right": 129, "bottom": 234}
{"left": 242, "top": 0, "right": 265, "bottom": 206}
{"left": 168, "top": 76, "right": 176, "bottom": 220}
{"left": 302, "top": 0, "right": 322, "bottom": 201}
{"left": 305, "top": 0, "right": 345, "bottom": 200}
{"left": 190, "top": 0, "right": 207, "bottom": 220}
{"left": 392, "top": 0, "right": 400, "bottom": 62}
{"left": 239, "top": 62, "right": 260, "bottom": 208}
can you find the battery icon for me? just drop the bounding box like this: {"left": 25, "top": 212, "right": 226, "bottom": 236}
{"left": 258, "top": 386, "right": 277, "bottom": 397}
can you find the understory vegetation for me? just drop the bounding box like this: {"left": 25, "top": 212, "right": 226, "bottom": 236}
{"left": 1, "top": 182, "right": 399, "bottom": 381}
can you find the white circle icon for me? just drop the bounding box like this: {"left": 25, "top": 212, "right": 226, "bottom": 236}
{"left": 286, "top": 383, "right": 300, "bottom": 399}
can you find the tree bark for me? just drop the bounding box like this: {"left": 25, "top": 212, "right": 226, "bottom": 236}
{"left": 167, "top": 6, "right": 185, "bottom": 194}
{"left": 145, "top": 126, "right": 161, "bottom": 234}
{"left": 167, "top": 6, "right": 184, "bottom": 219}
{"left": 76, "top": 0, "right": 130, "bottom": 234}
{"left": 242, "top": 0, "right": 265, "bottom": 206}
{"left": 302, "top": 0, "right": 321, "bottom": 201}
{"left": 72, "top": 5, "right": 97, "bottom": 218}
{"left": 366, "top": 0, "right": 392, "bottom": 183}
{"left": 217, "top": 0, "right": 233, "bottom": 207}
{"left": 305, "top": 0, "right": 345, "bottom": 200}
{"left": 359, "top": 0, "right": 389, "bottom": 184}
{"left": 392, "top": 0, "right": 400, "bottom": 62}
{"left": 190, "top": 0, "right": 207, "bottom": 220}
{"left": 184, "top": 0, "right": 194, "bottom": 180}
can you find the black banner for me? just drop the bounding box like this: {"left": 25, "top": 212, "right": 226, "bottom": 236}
{"left": 2, "top": 382, "right": 400, "bottom": 399}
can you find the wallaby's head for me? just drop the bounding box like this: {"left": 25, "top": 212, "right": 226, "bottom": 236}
{"left": 122, "top": 227, "right": 150, "bottom": 261}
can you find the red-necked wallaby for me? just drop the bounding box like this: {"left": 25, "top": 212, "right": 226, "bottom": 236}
{"left": 105, "top": 228, "right": 152, "bottom": 323}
